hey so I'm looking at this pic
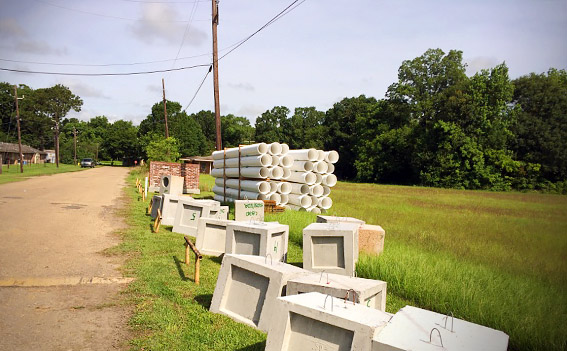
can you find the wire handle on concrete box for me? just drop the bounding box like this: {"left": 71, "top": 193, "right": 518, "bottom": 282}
{"left": 323, "top": 294, "right": 334, "bottom": 312}
{"left": 344, "top": 289, "right": 357, "bottom": 305}
{"left": 427, "top": 328, "right": 444, "bottom": 348}
{"left": 265, "top": 253, "right": 273, "bottom": 265}
{"left": 319, "top": 271, "right": 330, "bottom": 284}
{"left": 441, "top": 312, "right": 454, "bottom": 332}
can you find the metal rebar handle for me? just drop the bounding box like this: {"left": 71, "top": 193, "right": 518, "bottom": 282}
{"left": 344, "top": 289, "right": 357, "bottom": 305}
{"left": 323, "top": 294, "right": 334, "bottom": 312}
{"left": 319, "top": 271, "right": 330, "bottom": 284}
{"left": 265, "top": 253, "right": 273, "bottom": 265}
{"left": 429, "top": 328, "right": 444, "bottom": 347}
{"left": 443, "top": 312, "right": 454, "bottom": 332}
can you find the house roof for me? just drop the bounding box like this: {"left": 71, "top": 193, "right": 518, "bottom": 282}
{"left": 0, "top": 142, "right": 46, "bottom": 154}
{"left": 180, "top": 155, "right": 214, "bottom": 163}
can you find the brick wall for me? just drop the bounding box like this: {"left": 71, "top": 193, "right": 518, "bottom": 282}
{"left": 149, "top": 161, "right": 199, "bottom": 192}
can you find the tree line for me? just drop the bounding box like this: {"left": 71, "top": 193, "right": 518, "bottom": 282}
{"left": 1, "top": 48, "right": 565, "bottom": 192}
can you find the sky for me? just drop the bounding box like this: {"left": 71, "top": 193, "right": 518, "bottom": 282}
{"left": 1, "top": 0, "right": 566, "bottom": 126}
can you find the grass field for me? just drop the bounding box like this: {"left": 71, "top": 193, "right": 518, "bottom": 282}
{"left": 118, "top": 172, "right": 567, "bottom": 350}
{"left": 0, "top": 163, "right": 86, "bottom": 184}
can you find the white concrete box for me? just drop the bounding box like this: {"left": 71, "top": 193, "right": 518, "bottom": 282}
{"left": 286, "top": 272, "right": 387, "bottom": 311}
{"left": 226, "top": 221, "right": 289, "bottom": 262}
{"left": 209, "top": 254, "right": 310, "bottom": 332}
{"left": 372, "top": 305, "right": 509, "bottom": 351}
{"left": 150, "top": 195, "right": 163, "bottom": 219}
{"left": 265, "top": 292, "right": 393, "bottom": 351}
{"left": 317, "top": 215, "right": 365, "bottom": 225}
{"left": 159, "top": 175, "right": 184, "bottom": 195}
{"left": 210, "top": 205, "right": 229, "bottom": 220}
{"left": 171, "top": 199, "right": 220, "bottom": 236}
{"left": 234, "top": 200, "right": 265, "bottom": 222}
{"left": 196, "top": 217, "right": 231, "bottom": 256}
{"left": 303, "top": 222, "right": 360, "bottom": 276}
{"left": 161, "top": 194, "right": 194, "bottom": 226}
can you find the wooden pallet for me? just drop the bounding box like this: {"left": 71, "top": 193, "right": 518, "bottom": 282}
{"left": 263, "top": 200, "right": 286, "bottom": 213}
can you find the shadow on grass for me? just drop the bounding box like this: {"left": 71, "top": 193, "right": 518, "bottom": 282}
{"left": 209, "top": 254, "right": 224, "bottom": 265}
{"left": 173, "top": 255, "right": 190, "bottom": 282}
{"left": 194, "top": 293, "right": 213, "bottom": 309}
{"left": 287, "top": 261, "right": 303, "bottom": 268}
{"left": 236, "top": 341, "right": 266, "bottom": 351}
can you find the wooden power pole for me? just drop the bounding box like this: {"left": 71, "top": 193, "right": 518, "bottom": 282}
{"left": 73, "top": 127, "right": 77, "bottom": 165}
{"left": 14, "top": 85, "right": 24, "bottom": 173}
{"left": 162, "top": 78, "right": 169, "bottom": 138}
{"left": 212, "top": 0, "right": 222, "bottom": 150}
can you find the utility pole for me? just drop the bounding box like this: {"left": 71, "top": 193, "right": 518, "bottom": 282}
{"left": 212, "top": 0, "right": 222, "bottom": 150}
{"left": 14, "top": 85, "right": 24, "bottom": 174}
{"left": 73, "top": 127, "right": 77, "bottom": 165}
{"left": 162, "top": 78, "right": 169, "bottom": 138}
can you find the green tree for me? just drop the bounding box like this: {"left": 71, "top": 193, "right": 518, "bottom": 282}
{"left": 104, "top": 120, "right": 139, "bottom": 161}
{"left": 222, "top": 114, "right": 254, "bottom": 148}
{"left": 146, "top": 137, "right": 180, "bottom": 162}
{"left": 34, "top": 84, "right": 82, "bottom": 166}
{"left": 254, "top": 106, "right": 289, "bottom": 143}
{"left": 281, "top": 107, "right": 326, "bottom": 149}
{"left": 191, "top": 110, "right": 216, "bottom": 153}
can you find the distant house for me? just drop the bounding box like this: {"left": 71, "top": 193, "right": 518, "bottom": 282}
{"left": 44, "top": 149, "right": 56, "bottom": 163}
{"left": 0, "top": 142, "right": 47, "bottom": 164}
{"left": 180, "top": 155, "right": 214, "bottom": 174}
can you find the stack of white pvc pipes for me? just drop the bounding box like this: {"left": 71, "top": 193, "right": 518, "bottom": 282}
{"left": 210, "top": 143, "right": 338, "bottom": 213}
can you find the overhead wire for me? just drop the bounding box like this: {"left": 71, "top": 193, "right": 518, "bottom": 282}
{"left": 183, "top": 65, "right": 212, "bottom": 111}
{"left": 0, "top": 64, "right": 211, "bottom": 76}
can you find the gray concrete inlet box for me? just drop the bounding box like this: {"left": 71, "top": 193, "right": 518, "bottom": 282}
{"left": 372, "top": 305, "right": 509, "bottom": 351}
{"left": 286, "top": 272, "right": 387, "bottom": 311}
{"left": 234, "top": 200, "right": 265, "bottom": 222}
{"left": 265, "top": 292, "right": 392, "bottom": 351}
{"left": 209, "top": 254, "right": 310, "bottom": 332}
{"left": 159, "top": 175, "right": 184, "bottom": 196}
{"left": 303, "top": 222, "right": 360, "bottom": 276}
{"left": 150, "top": 195, "right": 163, "bottom": 219}
{"left": 210, "top": 205, "right": 229, "bottom": 220}
{"left": 226, "top": 221, "right": 289, "bottom": 262}
{"left": 172, "top": 199, "right": 220, "bottom": 236}
{"left": 161, "top": 194, "right": 194, "bottom": 226}
{"left": 317, "top": 215, "right": 365, "bottom": 225}
{"left": 196, "top": 218, "right": 231, "bottom": 256}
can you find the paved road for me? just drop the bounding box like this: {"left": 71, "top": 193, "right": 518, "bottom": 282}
{"left": 0, "top": 166, "right": 132, "bottom": 350}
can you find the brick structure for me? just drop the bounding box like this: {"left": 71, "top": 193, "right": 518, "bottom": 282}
{"left": 149, "top": 161, "right": 199, "bottom": 193}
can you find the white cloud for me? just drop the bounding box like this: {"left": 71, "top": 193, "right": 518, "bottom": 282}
{"left": 0, "top": 18, "right": 68, "bottom": 56}
{"left": 466, "top": 56, "right": 501, "bottom": 75}
{"left": 228, "top": 82, "right": 255, "bottom": 91}
{"left": 60, "top": 80, "right": 108, "bottom": 99}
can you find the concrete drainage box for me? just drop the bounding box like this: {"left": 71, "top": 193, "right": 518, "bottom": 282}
{"left": 286, "top": 272, "right": 387, "bottom": 311}
{"left": 160, "top": 175, "right": 184, "bottom": 195}
{"left": 150, "top": 195, "right": 164, "bottom": 219}
{"left": 265, "top": 292, "right": 392, "bottom": 351}
{"left": 234, "top": 200, "right": 265, "bottom": 222}
{"left": 172, "top": 199, "right": 220, "bottom": 236}
{"left": 303, "top": 222, "right": 360, "bottom": 276}
{"left": 209, "top": 254, "right": 309, "bottom": 332}
{"left": 316, "top": 215, "right": 365, "bottom": 225}
{"left": 358, "top": 224, "right": 386, "bottom": 255}
{"left": 161, "top": 194, "right": 194, "bottom": 226}
{"left": 372, "top": 305, "right": 509, "bottom": 351}
{"left": 196, "top": 218, "right": 231, "bottom": 256}
{"left": 225, "top": 222, "right": 289, "bottom": 262}
{"left": 210, "top": 205, "right": 229, "bottom": 220}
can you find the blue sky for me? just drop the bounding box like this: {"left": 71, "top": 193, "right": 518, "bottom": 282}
{"left": 1, "top": 0, "right": 565, "bottom": 125}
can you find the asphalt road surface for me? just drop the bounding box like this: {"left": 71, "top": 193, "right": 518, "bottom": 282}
{"left": 0, "top": 166, "right": 132, "bottom": 350}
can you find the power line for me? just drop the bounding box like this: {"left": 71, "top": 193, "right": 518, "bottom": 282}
{"left": 118, "top": 0, "right": 207, "bottom": 3}
{"left": 170, "top": 0, "right": 200, "bottom": 70}
{"left": 0, "top": 64, "right": 211, "bottom": 76}
{"left": 184, "top": 65, "right": 212, "bottom": 111}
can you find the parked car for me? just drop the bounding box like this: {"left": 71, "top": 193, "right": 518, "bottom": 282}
{"left": 80, "top": 158, "right": 95, "bottom": 168}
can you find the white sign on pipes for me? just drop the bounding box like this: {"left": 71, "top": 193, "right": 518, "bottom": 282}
{"left": 235, "top": 200, "right": 265, "bottom": 222}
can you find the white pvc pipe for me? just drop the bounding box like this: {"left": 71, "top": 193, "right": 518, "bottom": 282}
{"left": 308, "top": 184, "right": 324, "bottom": 196}
{"left": 326, "top": 162, "right": 335, "bottom": 174}
{"left": 290, "top": 160, "right": 314, "bottom": 172}
{"left": 268, "top": 142, "right": 282, "bottom": 155}
{"left": 279, "top": 155, "right": 293, "bottom": 168}
{"left": 316, "top": 150, "right": 326, "bottom": 162}
{"left": 270, "top": 155, "right": 280, "bottom": 167}
{"left": 289, "top": 182, "right": 310, "bottom": 195}
{"left": 306, "top": 205, "right": 322, "bottom": 214}
{"left": 212, "top": 154, "right": 272, "bottom": 168}
{"left": 215, "top": 178, "right": 271, "bottom": 194}
{"left": 325, "top": 150, "right": 339, "bottom": 163}
{"left": 286, "top": 204, "right": 306, "bottom": 212}
{"left": 280, "top": 143, "right": 289, "bottom": 155}
{"left": 323, "top": 174, "right": 337, "bottom": 187}
{"left": 279, "top": 181, "right": 292, "bottom": 194}
{"left": 269, "top": 181, "right": 278, "bottom": 194}
{"left": 269, "top": 166, "right": 284, "bottom": 180}
{"left": 212, "top": 186, "right": 261, "bottom": 200}
{"left": 318, "top": 196, "right": 333, "bottom": 209}
{"left": 282, "top": 167, "right": 291, "bottom": 180}
{"left": 211, "top": 167, "right": 270, "bottom": 179}
{"left": 280, "top": 193, "right": 289, "bottom": 205}
{"left": 269, "top": 192, "right": 281, "bottom": 204}
{"left": 286, "top": 148, "right": 318, "bottom": 161}
{"left": 313, "top": 161, "right": 328, "bottom": 174}
{"left": 309, "top": 195, "right": 319, "bottom": 207}
{"left": 314, "top": 173, "right": 323, "bottom": 185}
{"left": 287, "top": 171, "right": 316, "bottom": 185}
{"left": 322, "top": 185, "right": 331, "bottom": 197}
{"left": 214, "top": 194, "right": 235, "bottom": 203}
{"left": 212, "top": 143, "right": 268, "bottom": 159}
{"left": 287, "top": 194, "right": 312, "bottom": 208}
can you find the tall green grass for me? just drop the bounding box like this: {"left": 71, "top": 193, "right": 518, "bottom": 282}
{"left": 0, "top": 163, "right": 85, "bottom": 184}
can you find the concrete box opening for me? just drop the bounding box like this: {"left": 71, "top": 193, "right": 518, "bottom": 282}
{"left": 226, "top": 222, "right": 289, "bottom": 263}
{"left": 196, "top": 218, "right": 231, "bottom": 256}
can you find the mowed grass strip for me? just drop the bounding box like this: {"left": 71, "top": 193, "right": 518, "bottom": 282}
{"left": 0, "top": 163, "right": 85, "bottom": 184}
{"left": 120, "top": 171, "right": 566, "bottom": 351}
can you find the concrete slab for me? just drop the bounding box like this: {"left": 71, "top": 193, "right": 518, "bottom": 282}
{"left": 303, "top": 222, "right": 360, "bottom": 276}
{"left": 265, "top": 292, "right": 393, "bottom": 351}
{"left": 171, "top": 198, "right": 220, "bottom": 236}
{"left": 372, "top": 305, "right": 509, "bottom": 351}
{"left": 196, "top": 218, "right": 232, "bottom": 256}
{"left": 209, "top": 254, "right": 310, "bottom": 332}
{"left": 226, "top": 221, "right": 289, "bottom": 262}
{"left": 161, "top": 194, "right": 194, "bottom": 226}
{"left": 234, "top": 200, "right": 265, "bottom": 222}
{"left": 317, "top": 215, "right": 365, "bottom": 225}
{"left": 159, "top": 175, "right": 184, "bottom": 195}
{"left": 359, "top": 224, "right": 385, "bottom": 255}
{"left": 286, "top": 272, "right": 387, "bottom": 311}
{"left": 150, "top": 195, "right": 163, "bottom": 219}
